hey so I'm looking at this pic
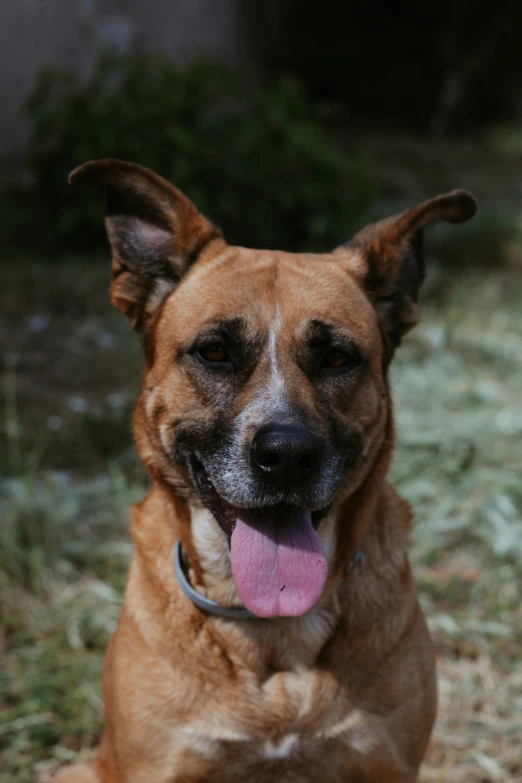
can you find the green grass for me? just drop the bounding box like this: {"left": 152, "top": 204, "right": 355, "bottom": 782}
{"left": 390, "top": 269, "right": 522, "bottom": 781}
{"left": 1, "top": 251, "right": 521, "bottom": 781}
{"left": 0, "top": 258, "right": 146, "bottom": 782}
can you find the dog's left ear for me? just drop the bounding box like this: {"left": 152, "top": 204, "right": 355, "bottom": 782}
{"left": 335, "top": 190, "right": 477, "bottom": 348}
{"left": 69, "top": 159, "right": 223, "bottom": 331}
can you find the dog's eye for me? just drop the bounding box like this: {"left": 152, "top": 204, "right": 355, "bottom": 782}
{"left": 320, "top": 346, "right": 363, "bottom": 374}
{"left": 198, "top": 343, "right": 229, "bottom": 363}
{"left": 324, "top": 348, "right": 351, "bottom": 368}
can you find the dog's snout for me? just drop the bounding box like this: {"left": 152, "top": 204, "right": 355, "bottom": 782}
{"left": 250, "top": 424, "right": 321, "bottom": 487}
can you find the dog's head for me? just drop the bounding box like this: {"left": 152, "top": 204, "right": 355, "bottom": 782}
{"left": 70, "top": 160, "right": 476, "bottom": 618}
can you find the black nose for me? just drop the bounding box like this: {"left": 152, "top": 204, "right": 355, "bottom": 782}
{"left": 251, "top": 424, "right": 322, "bottom": 487}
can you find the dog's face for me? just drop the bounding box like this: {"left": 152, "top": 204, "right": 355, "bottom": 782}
{"left": 152, "top": 250, "right": 380, "bottom": 515}
{"left": 70, "top": 160, "right": 476, "bottom": 617}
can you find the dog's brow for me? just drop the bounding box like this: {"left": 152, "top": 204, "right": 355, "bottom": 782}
{"left": 176, "top": 318, "right": 247, "bottom": 358}
{"left": 308, "top": 319, "right": 359, "bottom": 348}
{"left": 182, "top": 317, "right": 266, "bottom": 360}
{"left": 200, "top": 317, "right": 245, "bottom": 340}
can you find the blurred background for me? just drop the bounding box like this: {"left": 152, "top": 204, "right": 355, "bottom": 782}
{"left": 1, "top": 2, "right": 521, "bottom": 781}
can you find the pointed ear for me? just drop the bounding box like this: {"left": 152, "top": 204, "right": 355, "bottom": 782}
{"left": 69, "top": 159, "right": 223, "bottom": 330}
{"left": 334, "top": 190, "right": 477, "bottom": 348}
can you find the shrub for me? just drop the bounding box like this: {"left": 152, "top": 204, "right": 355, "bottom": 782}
{"left": 1, "top": 52, "right": 373, "bottom": 256}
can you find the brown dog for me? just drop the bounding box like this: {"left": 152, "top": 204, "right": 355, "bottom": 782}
{"left": 53, "top": 160, "right": 476, "bottom": 783}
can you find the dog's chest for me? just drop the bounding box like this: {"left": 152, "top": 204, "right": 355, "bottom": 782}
{"left": 173, "top": 669, "right": 388, "bottom": 782}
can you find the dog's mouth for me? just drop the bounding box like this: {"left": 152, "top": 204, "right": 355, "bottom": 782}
{"left": 190, "top": 458, "right": 330, "bottom": 618}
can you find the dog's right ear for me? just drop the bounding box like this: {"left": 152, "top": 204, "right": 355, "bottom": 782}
{"left": 69, "top": 160, "right": 223, "bottom": 331}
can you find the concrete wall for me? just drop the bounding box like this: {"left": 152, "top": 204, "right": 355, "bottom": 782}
{"left": 0, "top": 0, "right": 249, "bottom": 166}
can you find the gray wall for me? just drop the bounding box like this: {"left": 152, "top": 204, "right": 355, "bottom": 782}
{"left": 0, "top": 0, "right": 250, "bottom": 166}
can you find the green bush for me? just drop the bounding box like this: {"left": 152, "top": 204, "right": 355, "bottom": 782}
{"left": 1, "top": 52, "right": 373, "bottom": 256}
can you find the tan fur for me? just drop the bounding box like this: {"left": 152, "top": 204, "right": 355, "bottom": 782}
{"left": 54, "top": 162, "right": 476, "bottom": 782}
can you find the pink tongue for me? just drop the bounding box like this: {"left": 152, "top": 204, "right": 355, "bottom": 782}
{"left": 230, "top": 509, "right": 328, "bottom": 618}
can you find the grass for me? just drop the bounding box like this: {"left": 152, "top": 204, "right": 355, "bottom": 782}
{"left": 1, "top": 253, "right": 521, "bottom": 779}
{"left": 391, "top": 270, "right": 522, "bottom": 781}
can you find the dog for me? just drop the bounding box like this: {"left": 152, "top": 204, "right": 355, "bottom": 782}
{"left": 53, "top": 159, "right": 476, "bottom": 783}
